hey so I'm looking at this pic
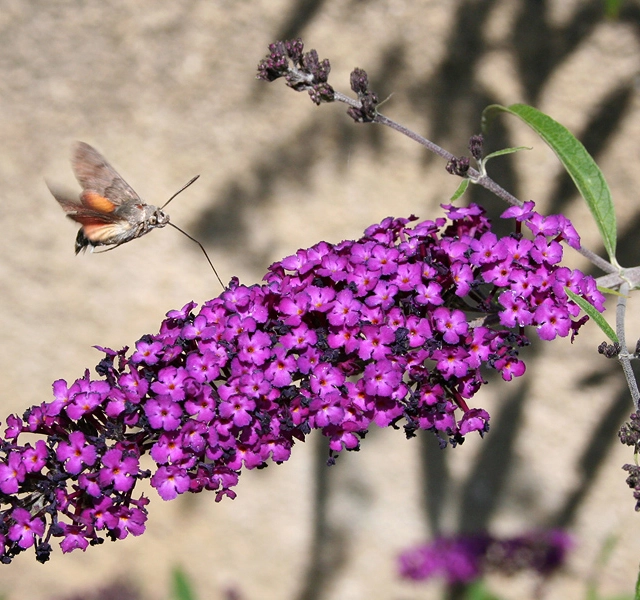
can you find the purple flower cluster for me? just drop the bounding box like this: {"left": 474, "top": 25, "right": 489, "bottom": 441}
{"left": 0, "top": 202, "right": 603, "bottom": 562}
{"left": 398, "top": 529, "right": 573, "bottom": 583}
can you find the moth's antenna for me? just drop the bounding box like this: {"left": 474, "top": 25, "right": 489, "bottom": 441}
{"left": 161, "top": 175, "right": 200, "bottom": 210}
{"left": 168, "top": 222, "right": 225, "bottom": 289}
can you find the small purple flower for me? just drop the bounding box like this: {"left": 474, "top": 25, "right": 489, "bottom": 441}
{"left": 47, "top": 379, "right": 72, "bottom": 417}
{"left": 8, "top": 508, "right": 45, "bottom": 550}
{"left": 237, "top": 331, "right": 273, "bottom": 365}
{"left": 23, "top": 440, "right": 48, "bottom": 473}
{"left": 363, "top": 360, "right": 403, "bottom": 397}
{"left": 83, "top": 497, "right": 118, "bottom": 531}
{"left": 306, "top": 285, "right": 336, "bottom": 312}
{"left": 499, "top": 291, "right": 534, "bottom": 327}
{"left": 131, "top": 339, "right": 164, "bottom": 365}
{"left": 458, "top": 408, "right": 490, "bottom": 435}
{"left": 111, "top": 503, "right": 148, "bottom": 539}
{"left": 98, "top": 449, "right": 139, "bottom": 492}
{"left": 150, "top": 367, "right": 189, "bottom": 401}
{"left": 501, "top": 200, "right": 536, "bottom": 221}
{"left": 392, "top": 262, "right": 422, "bottom": 291}
{"left": 182, "top": 314, "right": 216, "bottom": 341}
{"left": 186, "top": 351, "right": 221, "bottom": 383}
{"left": 279, "top": 292, "right": 310, "bottom": 326}
{"left": 432, "top": 347, "right": 471, "bottom": 379}
{"left": 495, "top": 354, "right": 527, "bottom": 381}
{"left": 451, "top": 262, "right": 474, "bottom": 296}
{"left": 59, "top": 523, "right": 90, "bottom": 553}
{"left": 433, "top": 308, "right": 469, "bottom": 345}
{"left": 66, "top": 380, "right": 110, "bottom": 420}
{"left": 184, "top": 387, "right": 217, "bottom": 422}
{"left": 145, "top": 395, "right": 184, "bottom": 431}
{"left": 415, "top": 281, "right": 444, "bottom": 306}
{"left": 281, "top": 323, "right": 318, "bottom": 350}
{"left": 118, "top": 369, "right": 149, "bottom": 402}
{"left": 469, "top": 231, "right": 501, "bottom": 265}
{"left": 317, "top": 253, "right": 349, "bottom": 281}
{"left": 261, "top": 347, "right": 295, "bottom": 387}
{"left": 310, "top": 363, "right": 346, "bottom": 397}
{"left": 358, "top": 325, "right": 395, "bottom": 361}
{"left": 152, "top": 465, "right": 191, "bottom": 501}
{"left": 327, "top": 289, "right": 362, "bottom": 327}
{"left": 218, "top": 395, "right": 256, "bottom": 427}
{"left": 365, "top": 280, "right": 399, "bottom": 309}
{"left": 150, "top": 432, "right": 186, "bottom": 465}
{"left": 166, "top": 301, "right": 197, "bottom": 321}
{"left": 367, "top": 244, "right": 399, "bottom": 275}
{"left": 56, "top": 431, "right": 97, "bottom": 475}
{"left": 309, "top": 392, "right": 346, "bottom": 428}
{"left": 0, "top": 453, "right": 26, "bottom": 494}
{"left": 535, "top": 299, "right": 572, "bottom": 340}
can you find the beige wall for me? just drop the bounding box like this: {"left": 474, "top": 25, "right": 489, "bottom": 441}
{"left": 1, "top": 1, "right": 640, "bottom": 598}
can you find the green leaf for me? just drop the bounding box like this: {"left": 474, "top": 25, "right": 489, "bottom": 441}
{"left": 171, "top": 566, "right": 198, "bottom": 600}
{"left": 597, "top": 286, "right": 624, "bottom": 297}
{"left": 450, "top": 178, "right": 470, "bottom": 201}
{"left": 565, "top": 288, "right": 617, "bottom": 343}
{"left": 483, "top": 145, "right": 531, "bottom": 163}
{"left": 462, "top": 581, "right": 502, "bottom": 600}
{"left": 604, "top": 0, "right": 623, "bottom": 19}
{"left": 482, "top": 103, "right": 617, "bottom": 264}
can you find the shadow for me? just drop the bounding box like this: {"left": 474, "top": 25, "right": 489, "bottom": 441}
{"left": 420, "top": 431, "right": 450, "bottom": 537}
{"left": 294, "top": 433, "right": 349, "bottom": 600}
{"left": 277, "top": 0, "right": 329, "bottom": 44}
{"left": 408, "top": 0, "right": 497, "bottom": 149}
{"left": 194, "top": 118, "right": 330, "bottom": 268}
{"left": 458, "top": 381, "right": 530, "bottom": 533}
{"left": 616, "top": 210, "right": 640, "bottom": 270}
{"left": 513, "top": 0, "right": 603, "bottom": 104}
{"left": 553, "top": 383, "right": 632, "bottom": 528}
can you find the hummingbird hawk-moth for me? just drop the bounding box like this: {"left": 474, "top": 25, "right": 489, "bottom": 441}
{"left": 48, "top": 141, "right": 224, "bottom": 287}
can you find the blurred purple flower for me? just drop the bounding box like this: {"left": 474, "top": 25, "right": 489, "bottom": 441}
{"left": 398, "top": 530, "right": 573, "bottom": 583}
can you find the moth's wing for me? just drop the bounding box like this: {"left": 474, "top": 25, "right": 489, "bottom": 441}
{"left": 48, "top": 182, "right": 117, "bottom": 219}
{"left": 46, "top": 182, "right": 82, "bottom": 214}
{"left": 72, "top": 142, "right": 142, "bottom": 207}
{"left": 47, "top": 182, "right": 133, "bottom": 243}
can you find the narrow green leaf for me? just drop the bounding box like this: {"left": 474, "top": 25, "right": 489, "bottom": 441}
{"left": 597, "top": 286, "right": 624, "bottom": 297}
{"left": 450, "top": 179, "right": 470, "bottom": 201}
{"left": 172, "top": 566, "right": 198, "bottom": 600}
{"left": 565, "top": 288, "right": 617, "bottom": 342}
{"left": 482, "top": 103, "right": 617, "bottom": 263}
{"left": 605, "top": 0, "right": 623, "bottom": 19}
{"left": 463, "top": 581, "right": 502, "bottom": 600}
{"left": 483, "top": 146, "right": 531, "bottom": 162}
